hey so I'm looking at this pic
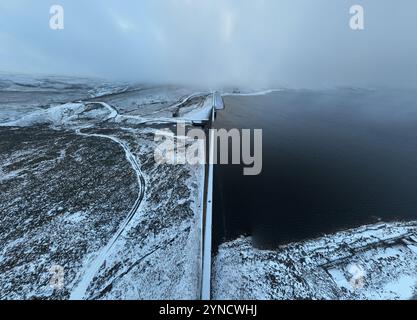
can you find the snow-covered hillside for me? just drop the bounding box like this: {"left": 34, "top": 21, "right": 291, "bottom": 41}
{"left": 0, "top": 75, "right": 209, "bottom": 299}
{"left": 213, "top": 221, "right": 417, "bottom": 300}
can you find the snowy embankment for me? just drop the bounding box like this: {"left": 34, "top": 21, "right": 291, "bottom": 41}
{"left": 213, "top": 221, "right": 417, "bottom": 300}
{"left": 180, "top": 94, "right": 213, "bottom": 121}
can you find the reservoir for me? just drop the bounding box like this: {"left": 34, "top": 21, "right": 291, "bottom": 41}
{"left": 213, "top": 89, "right": 417, "bottom": 249}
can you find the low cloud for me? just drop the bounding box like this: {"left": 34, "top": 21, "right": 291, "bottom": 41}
{"left": 1, "top": 0, "right": 416, "bottom": 88}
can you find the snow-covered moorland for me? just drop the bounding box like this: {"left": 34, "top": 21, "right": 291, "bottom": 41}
{"left": 0, "top": 75, "right": 210, "bottom": 299}
{"left": 1, "top": 74, "right": 417, "bottom": 300}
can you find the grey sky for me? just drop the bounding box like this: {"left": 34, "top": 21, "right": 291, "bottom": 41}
{"left": 1, "top": 0, "right": 416, "bottom": 88}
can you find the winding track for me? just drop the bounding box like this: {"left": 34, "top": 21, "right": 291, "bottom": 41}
{"left": 70, "top": 97, "right": 211, "bottom": 299}
{"left": 70, "top": 102, "right": 146, "bottom": 300}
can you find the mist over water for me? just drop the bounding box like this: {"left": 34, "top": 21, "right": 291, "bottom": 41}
{"left": 1, "top": 0, "right": 417, "bottom": 88}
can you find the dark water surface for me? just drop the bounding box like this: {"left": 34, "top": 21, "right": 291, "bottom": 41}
{"left": 213, "top": 89, "right": 417, "bottom": 249}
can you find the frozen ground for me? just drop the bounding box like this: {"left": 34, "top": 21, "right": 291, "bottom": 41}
{"left": 0, "top": 73, "right": 129, "bottom": 123}
{"left": 2, "top": 74, "right": 416, "bottom": 300}
{"left": 213, "top": 221, "right": 417, "bottom": 300}
{"left": 0, "top": 74, "right": 209, "bottom": 299}
{"left": 0, "top": 73, "right": 212, "bottom": 124}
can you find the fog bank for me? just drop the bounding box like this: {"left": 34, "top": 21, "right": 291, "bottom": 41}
{"left": 1, "top": 0, "right": 417, "bottom": 88}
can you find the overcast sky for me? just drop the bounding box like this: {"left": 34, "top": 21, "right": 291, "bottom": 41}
{"left": 1, "top": 0, "right": 417, "bottom": 88}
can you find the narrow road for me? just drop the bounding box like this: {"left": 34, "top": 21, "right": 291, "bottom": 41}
{"left": 70, "top": 102, "right": 146, "bottom": 300}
